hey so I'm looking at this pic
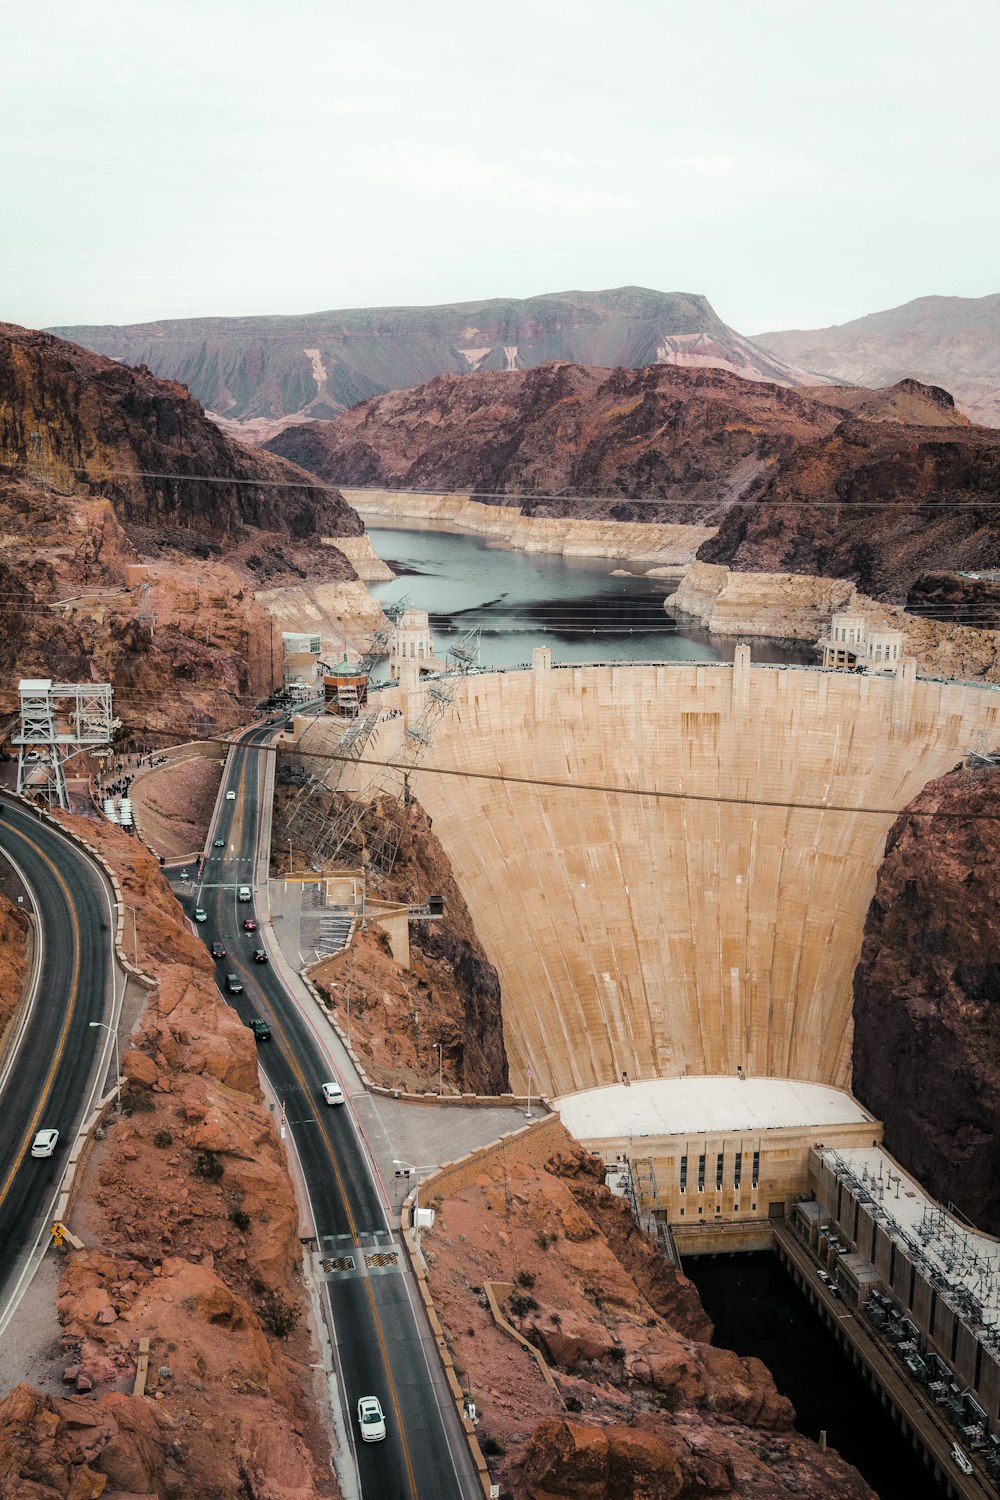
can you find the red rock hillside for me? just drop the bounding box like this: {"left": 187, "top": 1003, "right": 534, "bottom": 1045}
{"left": 0, "top": 322, "right": 361, "bottom": 547}
{"left": 700, "top": 395, "right": 1000, "bottom": 601}
{"left": 853, "top": 764, "right": 1000, "bottom": 1236}
{"left": 424, "top": 1133, "right": 872, "bottom": 1500}
{"left": 0, "top": 323, "right": 366, "bottom": 731}
{"left": 0, "top": 816, "right": 337, "bottom": 1499}
{"left": 264, "top": 361, "right": 859, "bottom": 524}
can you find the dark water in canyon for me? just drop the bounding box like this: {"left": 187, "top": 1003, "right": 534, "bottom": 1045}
{"left": 687, "top": 1252, "right": 946, "bottom": 1500}
{"left": 365, "top": 523, "right": 815, "bottom": 670}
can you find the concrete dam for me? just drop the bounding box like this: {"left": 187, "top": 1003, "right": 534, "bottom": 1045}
{"left": 388, "top": 651, "right": 997, "bottom": 1102}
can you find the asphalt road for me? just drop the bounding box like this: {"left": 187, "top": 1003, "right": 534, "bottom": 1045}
{"left": 179, "top": 726, "right": 477, "bottom": 1500}
{"left": 0, "top": 794, "right": 116, "bottom": 1314}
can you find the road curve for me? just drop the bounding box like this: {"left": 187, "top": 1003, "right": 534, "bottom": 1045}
{"left": 0, "top": 793, "right": 119, "bottom": 1323}
{"left": 183, "top": 726, "right": 480, "bottom": 1500}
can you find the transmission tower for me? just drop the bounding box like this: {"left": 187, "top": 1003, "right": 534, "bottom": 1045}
{"left": 14, "top": 678, "right": 116, "bottom": 810}
{"left": 282, "top": 707, "right": 382, "bottom": 864}
{"left": 307, "top": 681, "right": 454, "bottom": 875}
{"left": 445, "top": 622, "right": 482, "bottom": 674}
{"left": 137, "top": 581, "right": 155, "bottom": 635}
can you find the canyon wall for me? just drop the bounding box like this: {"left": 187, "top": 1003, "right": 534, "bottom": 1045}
{"left": 853, "top": 765, "right": 1000, "bottom": 1236}
{"left": 346, "top": 488, "right": 714, "bottom": 565}
{"left": 670, "top": 561, "right": 1000, "bottom": 681}
{"left": 376, "top": 661, "right": 1000, "bottom": 1098}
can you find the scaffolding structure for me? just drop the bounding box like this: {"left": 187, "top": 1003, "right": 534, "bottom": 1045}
{"left": 13, "top": 678, "right": 115, "bottom": 810}
{"left": 622, "top": 1156, "right": 679, "bottom": 1267}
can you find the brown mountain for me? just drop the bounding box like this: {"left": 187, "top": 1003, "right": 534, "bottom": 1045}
{"left": 263, "top": 361, "right": 874, "bottom": 525}
{"left": 853, "top": 764, "right": 1000, "bottom": 1236}
{"left": 699, "top": 393, "right": 1000, "bottom": 600}
{"left": 0, "top": 324, "right": 362, "bottom": 731}
{"left": 48, "top": 286, "right": 825, "bottom": 424}
{"left": 0, "top": 322, "right": 361, "bottom": 548}
{"left": 756, "top": 293, "right": 1000, "bottom": 426}
{"left": 263, "top": 361, "right": 975, "bottom": 562}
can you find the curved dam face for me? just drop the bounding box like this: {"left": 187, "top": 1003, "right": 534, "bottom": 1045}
{"left": 399, "top": 656, "right": 998, "bottom": 1098}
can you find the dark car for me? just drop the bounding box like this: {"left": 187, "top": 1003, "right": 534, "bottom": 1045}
{"left": 210, "top": 941, "right": 226, "bottom": 959}
{"left": 252, "top": 948, "right": 268, "bottom": 964}
{"left": 225, "top": 973, "right": 243, "bottom": 995}
{"left": 248, "top": 1017, "right": 271, "bottom": 1041}
{"left": 243, "top": 918, "right": 258, "bottom": 932}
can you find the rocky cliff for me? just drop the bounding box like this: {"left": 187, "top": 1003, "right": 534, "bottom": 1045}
{"left": 265, "top": 361, "right": 860, "bottom": 523}
{"left": 0, "top": 322, "right": 361, "bottom": 548}
{"left": 0, "top": 323, "right": 368, "bottom": 732}
{"left": 757, "top": 292, "right": 1000, "bottom": 426}
{"left": 699, "top": 404, "right": 1000, "bottom": 601}
{"left": 50, "top": 286, "right": 824, "bottom": 423}
{"left": 425, "top": 1133, "right": 872, "bottom": 1500}
{"left": 853, "top": 765, "right": 1000, "bottom": 1236}
{"left": 0, "top": 817, "right": 337, "bottom": 1499}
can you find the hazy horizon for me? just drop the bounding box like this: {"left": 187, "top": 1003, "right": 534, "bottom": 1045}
{"left": 5, "top": 0, "right": 999, "bottom": 334}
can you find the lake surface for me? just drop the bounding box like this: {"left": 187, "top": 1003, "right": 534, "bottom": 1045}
{"left": 687, "top": 1252, "right": 945, "bottom": 1500}
{"left": 365, "top": 523, "right": 814, "bottom": 672}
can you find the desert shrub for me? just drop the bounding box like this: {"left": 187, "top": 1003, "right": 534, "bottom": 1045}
{"left": 536, "top": 1230, "right": 556, "bottom": 1250}
{"left": 608, "top": 1345, "right": 625, "bottom": 1362}
{"left": 259, "top": 1290, "right": 300, "bottom": 1339}
{"left": 153, "top": 1129, "right": 173, "bottom": 1148}
{"left": 120, "top": 1086, "right": 155, "bottom": 1116}
{"left": 229, "top": 1207, "right": 251, "bottom": 1232}
{"left": 193, "top": 1150, "right": 224, "bottom": 1183}
{"left": 565, "top": 1395, "right": 583, "bottom": 1412}
{"left": 514, "top": 1270, "right": 536, "bottom": 1289}
{"left": 507, "top": 1292, "right": 538, "bottom": 1318}
{"left": 481, "top": 1435, "right": 506, "bottom": 1458}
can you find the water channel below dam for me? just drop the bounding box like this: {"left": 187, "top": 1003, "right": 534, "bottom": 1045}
{"left": 366, "top": 521, "right": 941, "bottom": 1499}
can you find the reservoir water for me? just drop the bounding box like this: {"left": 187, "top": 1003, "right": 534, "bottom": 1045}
{"left": 687, "top": 1252, "right": 946, "bottom": 1500}
{"left": 364, "top": 522, "right": 814, "bottom": 671}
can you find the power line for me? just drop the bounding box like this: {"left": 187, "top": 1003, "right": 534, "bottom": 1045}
{"left": 96, "top": 728, "right": 1000, "bottom": 822}
{"left": 8, "top": 458, "right": 1000, "bottom": 510}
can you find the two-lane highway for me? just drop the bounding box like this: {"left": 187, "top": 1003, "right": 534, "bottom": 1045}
{"left": 0, "top": 793, "right": 119, "bottom": 1328}
{"left": 183, "top": 727, "right": 479, "bottom": 1500}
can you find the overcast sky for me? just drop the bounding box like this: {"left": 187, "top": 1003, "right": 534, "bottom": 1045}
{"left": 4, "top": 0, "right": 997, "bottom": 333}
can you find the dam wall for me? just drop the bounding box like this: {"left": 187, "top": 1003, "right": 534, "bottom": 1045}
{"left": 391, "top": 656, "right": 1000, "bottom": 1098}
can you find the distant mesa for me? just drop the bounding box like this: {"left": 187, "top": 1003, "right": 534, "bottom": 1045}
{"left": 48, "top": 286, "right": 829, "bottom": 424}
{"left": 756, "top": 291, "right": 1000, "bottom": 426}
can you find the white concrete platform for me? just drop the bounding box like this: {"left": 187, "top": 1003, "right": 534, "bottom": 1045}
{"left": 555, "top": 1076, "right": 873, "bottom": 1142}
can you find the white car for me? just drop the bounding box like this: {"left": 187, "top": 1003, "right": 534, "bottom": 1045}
{"left": 321, "top": 1081, "right": 345, "bottom": 1106}
{"left": 31, "top": 1128, "right": 59, "bottom": 1158}
{"left": 237, "top": 886, "right": 251, "bottom": 902}
{"left": 226, "top": 790, "right": 236, "bottom": 800}
{"left": 357, "top": 1395, "right": 386, "bottom": 1443}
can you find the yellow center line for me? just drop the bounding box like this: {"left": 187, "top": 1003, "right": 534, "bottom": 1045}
{"left": 233, "top": 731, "right": 422, "bottom": 1499}
{"left": 0, "top": 821, "right": 83, "bottom": 1211}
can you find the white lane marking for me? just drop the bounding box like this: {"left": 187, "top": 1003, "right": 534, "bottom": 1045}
{"left": 0, "top": 819, "right": 125, "bottom": 1340}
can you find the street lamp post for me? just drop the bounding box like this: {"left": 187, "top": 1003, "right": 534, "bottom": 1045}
{"left": 89, "top": 1020, "right": 121, "bottom": 1092}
